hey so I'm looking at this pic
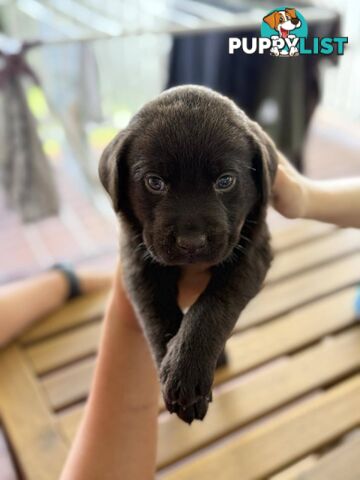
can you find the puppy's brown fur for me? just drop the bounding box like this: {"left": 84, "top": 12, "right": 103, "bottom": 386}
{"left": 99, "top": 86, "right": 277, "bottom": 423}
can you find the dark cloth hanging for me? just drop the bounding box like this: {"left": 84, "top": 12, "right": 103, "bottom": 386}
{"left": 167, "top": 16, "right": 340, "bottom": 171}
{"left": 0, "top": 38, "right": 59, "bottom": 222}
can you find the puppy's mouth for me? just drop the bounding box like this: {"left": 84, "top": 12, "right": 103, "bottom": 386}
{"left": 176, "top": 252, "right": 217, "bottom": 266}
{"left": 148, "top": 238, "right": 240, "bottom": 266}
{"left": 143, "top": 224, "right": 243, "bottom": 266}
{"left": 152, "top": 249, "right": 223, "bottom": 266}
{"left": 280, "top": 26, "right": 289, "bottom": 38}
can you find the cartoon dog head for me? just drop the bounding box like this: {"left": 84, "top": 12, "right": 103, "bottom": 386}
{"left": 263, "top": 8, "right": 301, "bottom": 38}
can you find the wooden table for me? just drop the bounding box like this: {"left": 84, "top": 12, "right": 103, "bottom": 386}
{"left": 1, "top": 219, "right": 360, "bottom": 480}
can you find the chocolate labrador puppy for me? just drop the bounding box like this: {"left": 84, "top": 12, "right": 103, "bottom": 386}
{"left": 99, "top": 85, "right": 277, "bottom": 424}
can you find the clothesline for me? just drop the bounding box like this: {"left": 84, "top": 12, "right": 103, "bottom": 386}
{"left": 0, "top": 19, "right": 263, "bottom": 51}
{"left": 0, "top": 5, "right": 338, "bottom": 51}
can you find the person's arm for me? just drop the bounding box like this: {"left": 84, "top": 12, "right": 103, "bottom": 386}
{"left": 60, "top": 262, "right": 159, "bottom": 480}
{"left": 0, "top": 267, "right": 113, "bottom": 349}
{"left": 0, "top": 271, "right": 69, "bottom": 348}
{"left": 304, "top": 178, "right": 360, "bottom": 228}
{"left": 272, "top": 153, "right": 360, "bottom": 228}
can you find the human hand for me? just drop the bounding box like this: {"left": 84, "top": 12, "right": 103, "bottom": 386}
{"left": 272, "top": 152, "right": 310, "bottom": 219}
{"left": 61, "top": 259, "right": 158, "bottom": 480}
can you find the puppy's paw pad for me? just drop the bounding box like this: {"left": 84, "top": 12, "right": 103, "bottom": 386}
{"left": 161, "top": 371, "right": 212, "bottom": 411}
{"left": 159, "top": 339, "right": 214, "bottom": 413}
{"left": 176, "top": 395, "right": 210, "bottom": 424}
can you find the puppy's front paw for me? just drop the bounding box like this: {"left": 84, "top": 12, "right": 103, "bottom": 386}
{"left": 160, "top": 340, "right": 214, "bottom": 424}
{"left": 169, "top": 395, "right": 212, "bottom": 424}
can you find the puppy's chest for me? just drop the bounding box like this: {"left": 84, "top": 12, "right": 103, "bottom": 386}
{"left": 177, "top": 264, "right": 212, "bottom": 312}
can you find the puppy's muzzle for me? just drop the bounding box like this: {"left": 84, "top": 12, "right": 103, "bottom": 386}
{"left": 176, "top": 233, "right": 207, "bottom": 255}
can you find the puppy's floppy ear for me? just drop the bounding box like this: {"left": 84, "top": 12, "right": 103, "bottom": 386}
{"left": 98, "top": 128, "right": 131, "bottom": 214}
{"left": 285, "top": 8, "right": 297, "bottom": 19}
{"left": 263, "top": 11, "right": 279, "bottom": 30}
{"left": 248, "top": 120, "right": 278, "bottom": 207}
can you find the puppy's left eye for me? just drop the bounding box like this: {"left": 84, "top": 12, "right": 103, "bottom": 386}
{"left": 215, "top": 174, "right": 236, "bottom": 192}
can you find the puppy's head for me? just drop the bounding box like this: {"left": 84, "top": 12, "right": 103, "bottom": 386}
{"left": 99, "top": 86, "right": 277, "bottom": 266}
{"left": 263, "top": 8, "right": 301, "bottom": 37}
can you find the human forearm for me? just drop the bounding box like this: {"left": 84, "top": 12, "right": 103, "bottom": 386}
{"left": 0, "top": 267, "right": 114, "bottom": 349}
{"left": 304, "top": 178, "right": 360, "bottom": 228}
{"left": 60, "top": 266, "right": 159, "bottom": 480}
{"left": 272, "top": 153, "right": 360, "bottom": 228}
{"left": 0, "top": 271, "right": 68, "bottom": 348}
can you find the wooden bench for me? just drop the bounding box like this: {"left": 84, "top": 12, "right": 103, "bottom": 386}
{"left": 0, "top": 219, "right": 359, "bottom": 480}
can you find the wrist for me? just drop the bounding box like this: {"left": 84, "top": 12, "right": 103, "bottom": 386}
{"left": 302, "top": 179, "right": 325, "bottom": 220}
{"left": 286, "top": 175, "right": 312, "bottom": 220}
{"left": 300, "top": 178, "right": 313, "bottom": 219}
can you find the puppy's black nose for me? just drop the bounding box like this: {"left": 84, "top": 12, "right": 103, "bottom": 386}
{"left": 291, "top": 17, "right": 299, "bottom": 25}
{"left": 176, "top": 234, "right": 206, "bottom": 253}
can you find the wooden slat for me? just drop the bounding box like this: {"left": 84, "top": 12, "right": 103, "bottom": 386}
{"left": 42, "top": 357, "right": 96, "bottom": 410}
{"left": 0, "top": 346, "right": 68, "bottom": 480}
{"left": 26, "top": 322, "right": 101, "bottom": 375}
{"left": 20, "top": 291, "right": 108, "bottom": 345}
{"left": 299, "top": 436, "right": 360, "bottom": 480}
{"left": 29, "top": 249, "right": 360, "bottom": 377}
{"left": 161, "top": 375, "right": 360, "bottom": 480}
{"left": 1, "top": 220, "right": 356, "bottom": 480}
{"left": 19, "top": 221, "right": 338, "bottom": 347}
{"left": 271, "top": 435, "right": 360, "bottom": 480}
{"left": 267, "top": 228, "right": 360, "bottom": 283}
{"left": 219, "top": 286, "right": 358, "bottom": 382}
{"left": 19, "top": 221, "right": 337, "bottom": 347}
{"left": 26, "top": 231, "right": 360, "bottom": 376}
{"left": 0, "top": 427, "right": 18, "bottom": 480}
{"left": 238, "top": 253, "right": 360, "bottom": 330}
{"left": 156, "top": 327, "right": 360, "bottom": 468}
{"left": 58, "top": 407, "right": 83, "bottom": 445}
{"left": 270, "top": 456, "right": 318, "bottom": 480}
{"left": 270, "top": 219, "right": 335, "bottom": 252}
{"left": 57, "top": 327, "right": 360, "bottom": 466}
{"left": 45, "top": 286, "right": 358, "bottom": 411}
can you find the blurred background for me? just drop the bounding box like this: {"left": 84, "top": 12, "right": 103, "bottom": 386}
{"left": 0, "top": 0, "right": 359, "bottom": 284}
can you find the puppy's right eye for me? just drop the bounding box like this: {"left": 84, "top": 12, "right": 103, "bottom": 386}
{"left": 145, "top": 175, "right": 167, "bottom": 193}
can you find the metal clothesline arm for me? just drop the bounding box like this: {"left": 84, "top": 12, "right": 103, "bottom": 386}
{"left": 8, "top": 0, "right": 338, "bottom": 48}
